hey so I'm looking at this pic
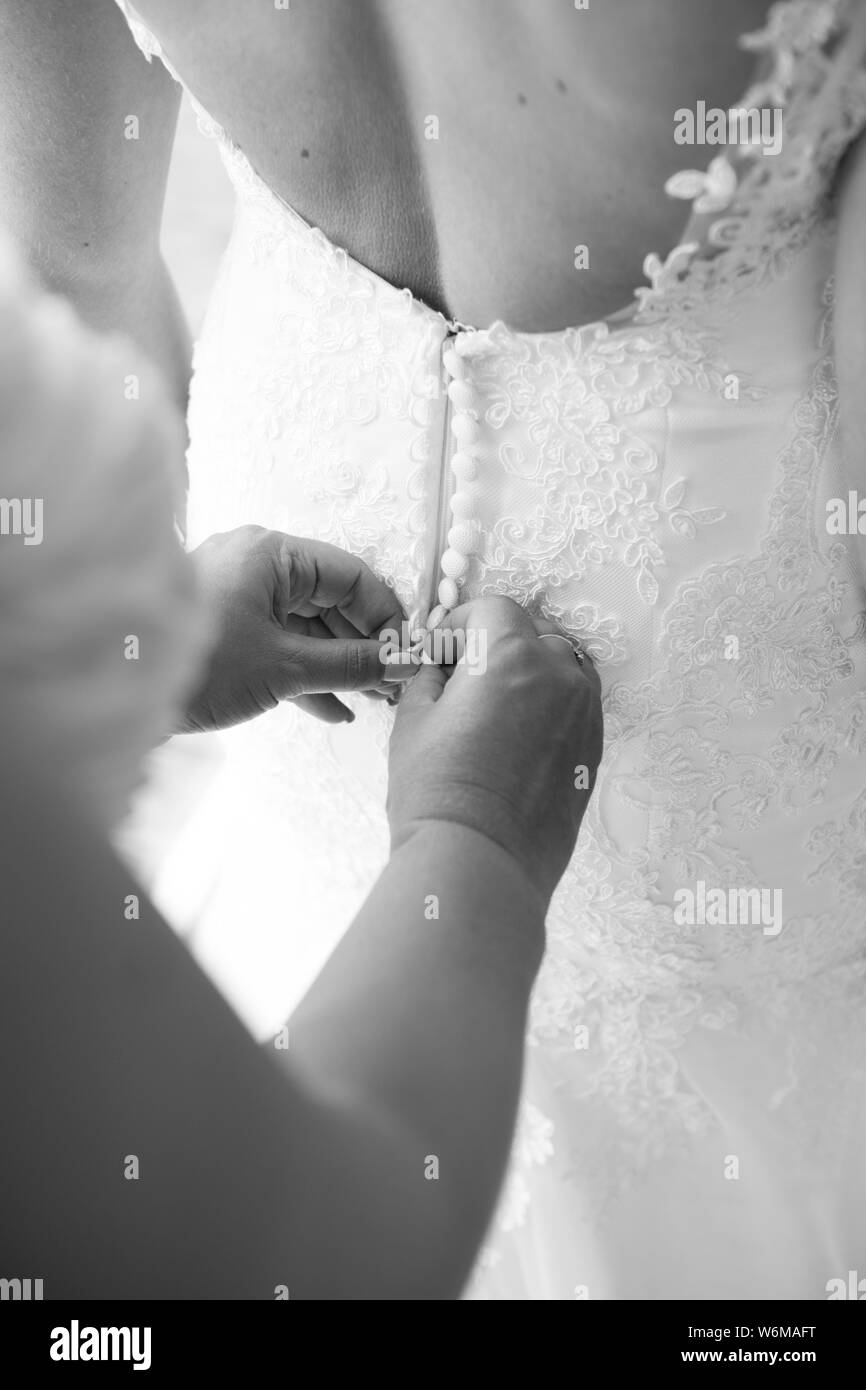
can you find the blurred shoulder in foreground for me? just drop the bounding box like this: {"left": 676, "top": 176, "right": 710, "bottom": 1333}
{"left": 0, "top": 232, "right": 210, "bottom": 826}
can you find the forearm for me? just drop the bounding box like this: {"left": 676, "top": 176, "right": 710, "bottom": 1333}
{"left": 284, "top": 821, "right": 546, "bottom": 1285}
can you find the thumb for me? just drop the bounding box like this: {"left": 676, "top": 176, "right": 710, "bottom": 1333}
{"left": 394, "top": 662, "right": 448, "bottom": 713}
{"left": 277, "top": 633, "right": 390, "bottom": 694}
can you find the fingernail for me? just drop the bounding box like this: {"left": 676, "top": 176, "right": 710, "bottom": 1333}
{"left": 381, "top": 653, "right": 421, "bottom": 682}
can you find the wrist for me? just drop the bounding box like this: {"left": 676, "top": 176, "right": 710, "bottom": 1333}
{"left": 391, "top": 816, "right": 550, "bottom": 925}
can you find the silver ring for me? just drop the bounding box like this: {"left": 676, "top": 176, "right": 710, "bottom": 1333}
{"left": 537, "top": 633, "right": 586, "bottom": 665}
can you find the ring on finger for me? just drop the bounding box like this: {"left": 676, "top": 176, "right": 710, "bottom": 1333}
{"left": 537, "top": 632, "right": 586, "bottom": 665}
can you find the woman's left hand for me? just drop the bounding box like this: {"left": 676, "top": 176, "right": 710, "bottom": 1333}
{"left": 177, "top": 526, "right": 406, "bottom": 730}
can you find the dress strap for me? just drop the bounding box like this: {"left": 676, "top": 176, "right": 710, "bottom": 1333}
{"left": 112, "top": 1, "right": 226, "bottom": 142}
{"left": 636, "top": 1, "right": 866, "bottom": 321}
{"left": 113, "top": 1, "right": 170, "bottom": 72}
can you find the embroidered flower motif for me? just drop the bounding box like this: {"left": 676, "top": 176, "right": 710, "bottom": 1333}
{"left": 739, "top": 1, "right": 841, "bottom": 110}
{"left": 475, "top": 326, "right": 731, "bottom": 611}
{"left": 665, "top": 155, "right": 739, "bottom": 215}
{"left": 641, "top": 243, "right": 701, "bottom": 297}
{"left": 740, "top": 1, "right": 840, "bottom": 58}
{"left": 494, "top": 1103, "right": 555, "bottom": 1233}
{"left": 807, "top": 790, "right": 866, "bottom": 903}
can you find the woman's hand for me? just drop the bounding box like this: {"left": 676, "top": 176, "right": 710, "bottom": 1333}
{"left": 387, "top": 596, "right": 603, "bottom": 905}
{"left": 178, "top": 526, "right": 405, "bottom": 731}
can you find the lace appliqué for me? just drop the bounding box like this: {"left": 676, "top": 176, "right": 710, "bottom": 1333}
{"left": 492, "top": 284, "right": 866, "bottom": 1233}
{"left": 467, "top": 318, "right": 739, "bottom": 628}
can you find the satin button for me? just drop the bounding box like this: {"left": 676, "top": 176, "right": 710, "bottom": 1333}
{"left": 450, "top": 452, "right": 478, "bottom": 483}
{"left": 447, "top": 521, "right": 481, "bottom": 554}
{"left": 440, "top": 547, "right": 470, "bottom": 580}
{"left": 449, "top": 491, "right": 476, "bottom": 519}
{"left": 438, "top": 577, "right": 460, "bottom": 608}
{"left": 447, "top": 379, "right": 474, "bottom": 411}
{"left": 442, "top": 347, "right": 465, "bottom": 379}
{"left": 451, "top": 414, "right": 480, "bottom": 448}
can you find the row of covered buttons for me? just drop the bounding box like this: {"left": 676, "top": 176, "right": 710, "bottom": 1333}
{"left": 426, "top": 339, "right": 483, "bottom": 629}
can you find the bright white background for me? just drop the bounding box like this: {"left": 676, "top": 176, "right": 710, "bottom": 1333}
{"left": 162, "top": 96, "right": 234, "bottom": 332}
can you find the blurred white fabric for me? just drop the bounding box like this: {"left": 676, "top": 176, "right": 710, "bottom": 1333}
{"left": 0, "top": 233, "right": 208, "bottom": 827}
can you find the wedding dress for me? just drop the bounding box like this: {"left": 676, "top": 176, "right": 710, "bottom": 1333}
{"left": 115, "top": 0, "right": 866, "bottom": 1298}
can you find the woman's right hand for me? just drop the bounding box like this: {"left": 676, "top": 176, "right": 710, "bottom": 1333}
{"left": 387, "top": 597, "right": 603, "bottom": 906}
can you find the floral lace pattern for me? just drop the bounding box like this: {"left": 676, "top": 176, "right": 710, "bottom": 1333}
{"left": 464, "top": 318, "right": 741, "bottom": 621}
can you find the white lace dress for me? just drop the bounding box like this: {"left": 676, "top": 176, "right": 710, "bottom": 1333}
{"left": 117, "top": 0, "right": 866, "bottom": 1298}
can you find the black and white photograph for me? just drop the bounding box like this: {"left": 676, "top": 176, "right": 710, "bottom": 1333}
{"left": 2, "top": 0, "right": 866, "bottom": 1333}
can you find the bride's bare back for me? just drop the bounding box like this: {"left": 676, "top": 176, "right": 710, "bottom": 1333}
{"left": 103, "top": 0, "right": 758, "bottom": 330}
